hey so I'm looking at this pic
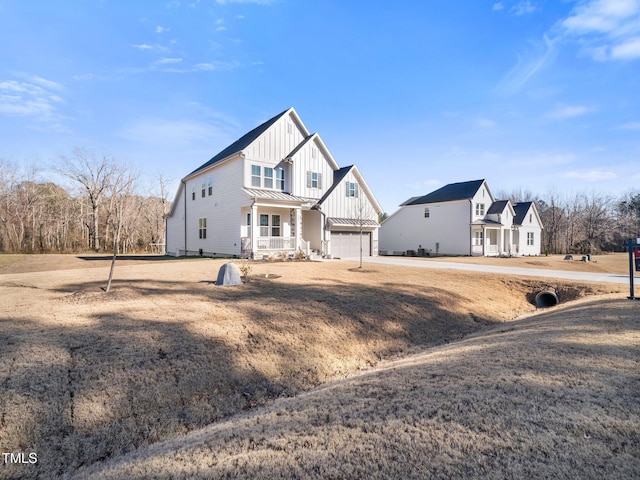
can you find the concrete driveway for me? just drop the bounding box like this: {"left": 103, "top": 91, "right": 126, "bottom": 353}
{"left": 341, "top": 256, "right": 639, "bottom": 286}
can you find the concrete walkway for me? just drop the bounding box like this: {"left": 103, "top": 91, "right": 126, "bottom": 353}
{"left": 340, "top": 256, "right": 639, "bottom": 285}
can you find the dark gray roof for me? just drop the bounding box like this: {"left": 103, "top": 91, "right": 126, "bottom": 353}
{"left": 513, "top": 202, "right": 533, "bottom": 225}
{"left": 487, "top": 200, "right": 509, "bottom": 215}
{"left": 405, "top": 179, "right": 485, "bottom": 206}
{"left": 187, "top": 108, "right": 290, "bottom": 177}
{"left": 400, "top": 196, "right": 422, "bottom": 206}
{"left": 316, "top": 166, "right": 353, "bottom": 206}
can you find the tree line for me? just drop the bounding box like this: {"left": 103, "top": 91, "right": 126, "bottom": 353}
{"left": 497, "top": 187, "right": 640, "bottom": 254}
{"left": 0, "top": 149, "right": 169, "bottom": 254}
{"left": 2, "top": 150, "right": 639, "bottom": 256}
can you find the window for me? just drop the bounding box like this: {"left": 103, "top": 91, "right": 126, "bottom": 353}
{"left": 201, "top": 181, "right": 206, "bottom": 198}
{"left": 475, "top": 203, "right": 485, "bottom": 216}
{"left": 251, "top": 165, "right": 261, "bottom": 187}
{"left": 208, "top": 177, "right": 213, "bottom": 196}
{"left": 264, "top": 167, "right": 273, "bottom": 189}
{"left": 529, "top": 214, "right": 533, "bottom": 223}
{"left": 424, "top": 207, "right": 430, "bottom": 218}
{"left": 527, "top": 232, "right": 534, "bottom": 246}
{"left": 199, "top": 218, "right": 207, "bottom": 239}
{"left": 192, "top": 185, "right": 195, "bottom": 201}
{"left": 246, "top": 213, "right": 251, "bottom": 236}
{"left": 259, "top": 214, "right": 269, "bottom": 237}
{"left": 275, "top": 168, "right": 284, "bottom": 190}
{"left": 346, "top": 182, "right": 358, "bottom": 198}
{"left": 307, "top": 171, "right": 322, "bottom": 189}
{"left": 474, "top": 231, "right": 484, "bottom": 246}
{"left": 271, "top": 215, "right": 281, "bottom": 237}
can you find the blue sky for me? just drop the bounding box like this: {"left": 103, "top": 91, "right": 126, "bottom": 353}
{"left": 1, "top": 0, "right": 639, "bottom": 212}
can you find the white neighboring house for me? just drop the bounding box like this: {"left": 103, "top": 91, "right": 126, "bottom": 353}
{"left": 379, "top": 179, "right": 543, "bottom": 256}
{"left": 166, "top": 107, "right": 382, "bottom": 259}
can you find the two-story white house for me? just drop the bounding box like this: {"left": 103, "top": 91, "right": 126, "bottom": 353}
{"left": 379, "top": 179, "right": 543, "bottom": 256}
{"left": 166, "top": 108, "right": 382, "bottom": 259}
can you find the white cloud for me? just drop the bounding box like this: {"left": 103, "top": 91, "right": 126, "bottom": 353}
{"left": 493, "top": 3, "right": 504, "bottom": 12}
{"left": 616, "top": 121, "right": 640, "bottom": 130}
{"left": 564, "top": 170, "right": 617, "bottom": 181}
{"left": 0, "top": 77, "right": 64, "bottom": 120}
{"left": 119, "top": 118, "right": 234, "bottom": 148}
{"left": 511, "top": 1, "right": 537, "bottom": 16}
{"left": 131, "top": 43, "right": 154, "bottom": 50}
{"left": 494, "top": 35, "right": 555, "bottom": 95}
{"left": 560, "top": 0, "right": 640, "bottom": 61}
{"left": 156, "top": 25, "right": 169, "bottom": 33}
{"left": 546, "top": 104, "right": 594, "bottom": 119}
{"left": 611, "top": 36, "right": 640, "bottom": 58}
{"left": 476, "top": 117, "right": 497, "bottom": 128}
{"left": 154, "top": 57, "right": 183, "bottom": 65}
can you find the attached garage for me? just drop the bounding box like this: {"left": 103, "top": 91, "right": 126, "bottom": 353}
{"left": 331, "top": 231, "right": 371, "bottom": 258}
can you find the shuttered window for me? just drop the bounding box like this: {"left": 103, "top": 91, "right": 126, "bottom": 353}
{"left": 307, "top": 171, "right": 322, "bottom": 189}
{"left": 346, "top": 182, "right": 358, "bottom": 197}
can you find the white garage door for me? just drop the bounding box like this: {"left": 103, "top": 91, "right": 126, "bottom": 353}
{"left": 331, "top": 231, "right": 371, "bottom": 258}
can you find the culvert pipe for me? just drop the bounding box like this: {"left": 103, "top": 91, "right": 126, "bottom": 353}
{"left": 535, "top": 290, "right": 559, "bottom": 308}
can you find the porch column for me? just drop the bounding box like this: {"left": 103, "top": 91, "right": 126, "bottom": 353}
{"left": 250, "top": 204, "right": 257, "bottom": 259}
{"left": 295, "top": 208, "right": 302, "bottom": 251}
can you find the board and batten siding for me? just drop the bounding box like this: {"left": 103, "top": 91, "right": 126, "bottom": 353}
{"left": 244, "top": 113, "right": 306, "bottom": 164}
{"left": 517, "top": 205, "right": 542, "bottom": 255}
{"left": 379, "top": 200, "right": 472, "bottom": 255}
{"left": 289, "top": 138, "right": 335, "bottom": 200}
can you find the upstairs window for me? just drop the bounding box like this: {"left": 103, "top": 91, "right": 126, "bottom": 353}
{"left": 251, "top": 165, "right": 261, "bottom": 187}
{"left": 264, "top": 167, "right": 274, "bottom": 189}
{"left": 192, "top": 185, "right": 196, "bottom": 201}
{"left": 275, "top": 168, "right": 284, "bottom": 190}
{"left": 201, "top": 181, "right": 206, "bottom": 198}
{"left": 346, "top": 182, "right": 358, "bottom": 197}
{"left": 475, "top": 203, "right": 485, "bottom": 216}
{"left": 208, "top": 177, "right": 213, "bottom": 196}
{"left": 307, "top": 171, "right": 322, "bottom": 189}
{"left": 424, "top": 207, "right": 430, "bottom": 218}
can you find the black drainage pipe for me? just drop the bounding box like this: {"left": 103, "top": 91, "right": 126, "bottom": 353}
{"left": 535, "top": 290, "right": 559, "bottom": 308}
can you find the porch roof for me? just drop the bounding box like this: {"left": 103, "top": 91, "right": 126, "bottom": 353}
{"left": 471, "top": 218, "right": 503, "bottom": 226}
{"left": 243, "top": 188, "right": 314, "bottom": 205}
{"left": 328, "top": 217, "right": 379, "bottom": 228}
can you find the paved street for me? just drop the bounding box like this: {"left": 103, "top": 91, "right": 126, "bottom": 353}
{"left": 341, "top": 256, "right": 639, "bottom": 286}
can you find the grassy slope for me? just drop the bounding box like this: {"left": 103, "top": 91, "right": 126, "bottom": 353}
{"left": 75, "top": 295, "right": 640, "bottom": 480}
{"left": 0, "top": 258, "right": 630, "bottom": 479}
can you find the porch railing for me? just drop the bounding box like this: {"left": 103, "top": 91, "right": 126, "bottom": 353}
{"left": 255, "top": 236, "right": 296, "bottom": 251}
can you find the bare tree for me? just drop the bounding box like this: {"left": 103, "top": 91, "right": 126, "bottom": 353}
{"left": 105, "top": 165, "right": 138, "bottom": 292}
{"left": 351, "top": 185, "right": 377, "bottom": 269}
{"left": 56, "top": 148, "right": 116, "bottom": 252}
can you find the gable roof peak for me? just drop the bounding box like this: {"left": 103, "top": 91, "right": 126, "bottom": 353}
{"left": 185, "top": 107, "right": 296, "bottom": 178}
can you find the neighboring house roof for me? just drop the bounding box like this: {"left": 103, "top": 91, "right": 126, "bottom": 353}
{"left": 513, "top": 202, "right": 533, "bottom": 225}
{"left": 400, "top": 196, "right": 422, "bottom": 206}
{"left": 404, "top": 179, "right": 485, "bottom": 206}
{"left": 187, "top": 108, "right": 290, "bottom": 177}
{"left": 487, "top": 200, "right": 509, "bottom": 214}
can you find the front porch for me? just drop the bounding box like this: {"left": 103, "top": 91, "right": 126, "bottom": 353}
{"left": 471, "top": 222, "right": 515, "bottom": 256}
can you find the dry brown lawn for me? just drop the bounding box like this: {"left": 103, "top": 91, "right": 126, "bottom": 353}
{"left": 0, "top": 255, "right": 633, "bottom": 479}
